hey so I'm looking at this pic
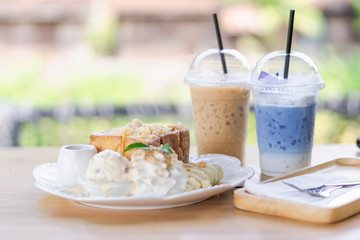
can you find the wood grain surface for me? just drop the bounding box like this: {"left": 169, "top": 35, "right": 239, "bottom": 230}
{"left": 1, "top": 145, "right": 360, "bottom": 240}
{"left": 234, "top": 158, "right": 360, "bottom": 223}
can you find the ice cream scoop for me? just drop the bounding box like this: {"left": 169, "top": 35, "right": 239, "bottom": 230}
{"left": 81, "top": 150, "right": 132, "bottom": 196}
{"left": 85, "top": 149, "right": 131, "bottom": 182}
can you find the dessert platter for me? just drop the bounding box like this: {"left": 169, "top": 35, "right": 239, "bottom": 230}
{"left": 33, "top": 119, "right": 254, "bottom": 209}
{"left": 34, "top": 154, "right": 253, "bottom": 209}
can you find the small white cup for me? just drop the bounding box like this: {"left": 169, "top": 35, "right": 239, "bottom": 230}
{"left": 57, "top": 144, "right": 97, "bottom": 188}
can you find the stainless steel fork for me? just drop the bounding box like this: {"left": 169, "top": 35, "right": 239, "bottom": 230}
{"left": 283, "top": 181, "right": 360, "bottom": 198}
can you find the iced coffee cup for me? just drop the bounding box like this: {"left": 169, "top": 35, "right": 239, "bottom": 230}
{"left": 248, "top": 51, "right": 325, "bottom": 177}
{"left": 185, "top": 49, "right": 250, "bottom": 163}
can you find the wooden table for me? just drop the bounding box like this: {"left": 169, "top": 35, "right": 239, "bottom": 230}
{"left": 1, "top": 145, "right": 360, "bottom": 240}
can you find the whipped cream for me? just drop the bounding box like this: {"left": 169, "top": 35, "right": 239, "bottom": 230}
{"left": 129, "top": 148, "right": 188, "bottom": 197}
{"left": 82, "top": 148, "right": 224, "bottom": 197}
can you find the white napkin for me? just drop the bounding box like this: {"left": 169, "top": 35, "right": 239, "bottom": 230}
{"left": 244, "top": 172, "right": 360, "bottom": 208}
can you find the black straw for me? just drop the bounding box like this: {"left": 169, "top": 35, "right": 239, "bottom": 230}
{"left": 212, "top": 13, "right": 228, "bottom": 74}
{"left": 284, "top": 10, "right": 295, "bottom": 79}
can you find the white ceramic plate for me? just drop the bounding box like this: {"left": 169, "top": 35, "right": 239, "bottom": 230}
{"left": 33, "top": 154, "right": 254, "bottom": 209}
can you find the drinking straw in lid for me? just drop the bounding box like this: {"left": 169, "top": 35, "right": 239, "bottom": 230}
{"left": 212, "top": 13, "right": 228, "bottom": 74}
{"left": 283, "top": 10, "right": 295, "bottom": 79}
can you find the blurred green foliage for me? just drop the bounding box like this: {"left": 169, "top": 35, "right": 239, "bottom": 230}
{"left": 19, "top": 115, "right": 195, "bottom": 146}
{"left": 3, "top": 0, "right": 360, "bottom": 146}
{"left": 0, "top": 58, "right": 143, "bottom": 108}
{"left": 353, "top": 0, "right": 360, "bottom": 33}
{"left": 315, "top": 110, "right": 360, "bottom": 144}
{"left": 0, "top": 57, "right": 43, "bottom": 104}
{"left": 317, "top": 48, "right": 360, "bottom": 98}
{"left": 67, "top": 68, "right": 144, "bottom": 106}
{"left": 222, "top": 0, "right": 324, "bottom": 38}
{"left": 18, "top": 110, "right": 359, "bottom": 147}
{"left": 85, "top": 8, "right": 118, "bottom": 56}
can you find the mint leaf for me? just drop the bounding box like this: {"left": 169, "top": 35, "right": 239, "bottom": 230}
{"left": 123, "top": 142, "right": 174, "bottom": 154}
{"left": 161, "top": 143, "right": 174, "bottom": 153}
{"left": 123, "top": 142, "right": 152, "bottom": 153}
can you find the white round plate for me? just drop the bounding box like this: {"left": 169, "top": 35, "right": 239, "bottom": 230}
{"left": 33, "top": 154, "right": 254, "bottom": 210}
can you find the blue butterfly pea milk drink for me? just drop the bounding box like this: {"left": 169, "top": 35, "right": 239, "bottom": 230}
{"left": 248, "top": 51, "right": 325, "bottom": 177}
{"left": 185, "top": 49, "right": 250, "bottom": 164}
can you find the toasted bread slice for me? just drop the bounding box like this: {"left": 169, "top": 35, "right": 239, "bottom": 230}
{"left": 89, "top": 132, "right": 122, "bottom": 153}
{"left": 89, "top": 120, "right": 190, "bottom": 163}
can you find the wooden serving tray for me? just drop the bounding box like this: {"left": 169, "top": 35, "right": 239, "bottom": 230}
{"left": 234, "top": 158, "right": 360, "bottom": 224}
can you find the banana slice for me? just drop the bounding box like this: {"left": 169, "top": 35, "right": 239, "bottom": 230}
{"left": 184, "top": 162, "right": 224, "bottom": 191}
{"left": 190, "top": 169, "right": 211, "bottom": 181}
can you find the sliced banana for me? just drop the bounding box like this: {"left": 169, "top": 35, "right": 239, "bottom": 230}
{"left": 187, "top": 177, "right": 201, "bottom": 189}
{"left": 190, "top": 169, "right": 211, "bottom": 181}
{"left": 184, "top": 162, "right": 224, "bottom": 191}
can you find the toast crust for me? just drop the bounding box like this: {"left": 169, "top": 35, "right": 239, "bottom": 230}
{"left": 89, "top": 120, "right": 190, "bottom": 163}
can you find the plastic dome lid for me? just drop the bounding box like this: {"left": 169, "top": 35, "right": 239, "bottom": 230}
{"left": 248, "top": 51, "right": 325, "bottom": 93}
{"left": 185, "top": 48, "right": 250, "bottom": 87}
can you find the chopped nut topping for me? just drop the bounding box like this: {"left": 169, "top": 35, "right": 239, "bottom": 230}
{"left": 112, "top": 119, "right": 184, "bottom": 139}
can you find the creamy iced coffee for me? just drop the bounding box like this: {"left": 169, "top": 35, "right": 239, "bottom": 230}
{"left": 185, "top": 48, "right": 251, "bottom": 163}
{"left": 190, "top": 86, "right": 249, "bottom": 160}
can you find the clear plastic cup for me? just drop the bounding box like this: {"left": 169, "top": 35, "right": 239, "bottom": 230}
{"left": 185, "top": 49, "right": 250, "bottom": 163}
{"left": 248, "top": 51, "right": 325, "bottom": 177}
